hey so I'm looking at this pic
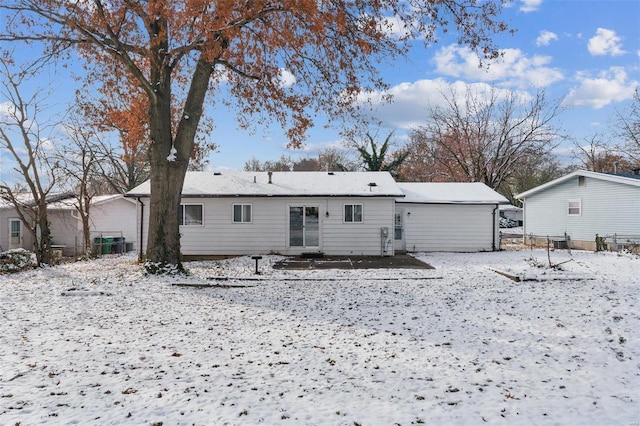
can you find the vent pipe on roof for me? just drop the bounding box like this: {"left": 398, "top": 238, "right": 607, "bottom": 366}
{"left": 268, "top": 171, "right": 273, "bottom": 184}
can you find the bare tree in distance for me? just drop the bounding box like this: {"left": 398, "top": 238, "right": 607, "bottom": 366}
{"left": 1, "top": 0, "right": 512, "bottom": 273}
{"left": 244, "top": 155, "right": 294, "bottom": 172}
{"left": 500, "top": 152, "right": 571, "bottom": 206}
{"left": 409, "top": 86, "right": 564, "bottom": 190}
{"left": 612, "top": 88, "right": 640, "bottom": 167}
{"left": 571, "top": 133, "right": 634, "bottom": 174}
{"left": 244, "top": 147, "right": 357, "bottom": 172}
{"left": 54, "top": 118, "right": 106, "bottom": 257}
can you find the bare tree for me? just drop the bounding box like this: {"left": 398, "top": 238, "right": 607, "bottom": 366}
{"left": 315, "top": 147, "right": 358, "bottom": 172}
{"left": 499, "top": 152, "right": 570, "bottom": 205}
{"left": 54, "top": 118, "right": 106, "bottom": 257}
{"left": 0, "top": 63, "right": 60, "bottom": 265}
{"left": 244, "top": 147, "right": 357, "bottom": 172}
{"left": 410, "top": 86, "right": 564, "bottom": 189}
{"left": 612, "top": 88, "right": 640, "bottom": 166}
{"left": 571, "top": 133, "right": 633, "bottom": 173}
{"left": 244, "top": 155, "right": 294, "bottom": 172}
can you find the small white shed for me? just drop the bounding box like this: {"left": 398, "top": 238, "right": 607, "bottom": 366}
{"left": 395, "top": 182, "right": 508, "bottom": 252}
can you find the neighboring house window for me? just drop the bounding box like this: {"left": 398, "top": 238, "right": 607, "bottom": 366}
{"left": 179, "top": 204, "right": 203, "bottom": 226}
{"left": 233, "top": 204, "right": 252, "bottom": 223}
{"left": 344, "top": 204, "right": 363, "bottom": 223}
{"left": 578, "top": 176, "right": 585, "bottom": 187}
{"left": 567, "top": 199, "right": 581, "bottom": 216}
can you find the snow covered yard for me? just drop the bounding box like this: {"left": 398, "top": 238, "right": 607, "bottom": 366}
{"left": 1, "top": 250, "right": 638, "bottom": 425}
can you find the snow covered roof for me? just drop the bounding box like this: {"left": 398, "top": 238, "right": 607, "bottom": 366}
{"left": 47, "top": 194, "right": 133, "bottom": 210}
{"left": 516, "top": 169, "right": 640, "bottom": 199}
{"left": 0, "top": 192, "right": 75, "bottom": 209}
{"left": 126, "top": 171, "right": 405, "bottom": 198}
{"left": 499, "top": 204, "right": 522, "bottom": 211}
{"left": 396, "top": 182, "right": 509, "bottom": 204}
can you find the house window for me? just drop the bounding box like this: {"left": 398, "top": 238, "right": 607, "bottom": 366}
{"left": 179, "top": 204, "right": 203, "bottom": 226}
{"left": 578, "top": 176, "right": 585, "bottom": 187}
{"left": 344, "top": 204, "right": 363, "bottom": 223}
{"left": 233, "top": 204, "right": 252, "bottom": 223}
{"left": 567, "top": 199, "right": 581, "bottom": 216}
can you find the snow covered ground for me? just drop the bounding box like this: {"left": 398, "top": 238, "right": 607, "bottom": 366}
{"left": 1, "top": 249, "right": 638, "bottom": 425}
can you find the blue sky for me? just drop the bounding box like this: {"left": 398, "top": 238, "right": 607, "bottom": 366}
{"left": 209, "top": 0, "right": 640, "bottom": 170}
{"left": 1, "top": 0, "right": 639, "bottom": 176}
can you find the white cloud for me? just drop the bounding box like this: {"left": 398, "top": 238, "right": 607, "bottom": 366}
{"left": 0, "top": 101, "right": 17, "bottom": 118}
{"left": 378, "top": 15, "right": 413, "bottom": 40}
{"left": 277, "top": 68, "right": 297, "bottom": 88}
{"left": 564, "top": 67, "right": 638, "bottom": 109}
{"left": 433, "top": 44, "right": 563, "bottom": 89}
{"left": 357, "top": 79, "right": 531, "bottom": 130}
{"left": 520, "top": 0, "right": 542, "bottom": 12}
{"left": 588, "top": 28, "right": 626, "bottom": 56}
{"left": 536, "top": 30, "right": 558, "bottom": 47}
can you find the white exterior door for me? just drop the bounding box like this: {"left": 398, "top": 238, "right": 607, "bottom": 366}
{"left": 9, "top": 218, "right": 22, "bottom": 249}
{"left": 289, "top": 206, "right": 320, "bottom": 249}
{"left": 394, "top": 209, "right": 405, "bottom": 251}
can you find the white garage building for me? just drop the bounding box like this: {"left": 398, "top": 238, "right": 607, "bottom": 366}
{"left": 395, "top": 182, "right": 508, "bottom": 252}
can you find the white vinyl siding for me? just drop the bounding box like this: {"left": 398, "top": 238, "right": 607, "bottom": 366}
{"left": 523, "top": 176, "right": 640, "bottom": 241}
{"left": 401, "top": 204, "right": 498, "bottom": 252}
{"left": 137, "top": 196, "right": 395, "bottom": 256}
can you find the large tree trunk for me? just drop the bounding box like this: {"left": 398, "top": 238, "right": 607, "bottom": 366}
{"left": 144, "top": 59, "right": 213, "bottom": 273}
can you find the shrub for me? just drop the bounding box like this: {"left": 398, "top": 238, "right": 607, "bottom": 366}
{"left": 0, "top": 248, "right": 37, "bottom": 274}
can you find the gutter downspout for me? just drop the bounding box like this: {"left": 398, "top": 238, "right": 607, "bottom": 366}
{"left": 137, "top": 197, "right": 144, "bottom": 262}
{"left": 521, "top": 199, "right": 526, "bottom": 245}
{"left": 492, "top": 204, "right": 499, "bottom": 251}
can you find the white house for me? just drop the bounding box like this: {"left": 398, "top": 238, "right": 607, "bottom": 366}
{"left": 516, "top": 170, "right": 640, "bottom": 250}
{"left": 127, "top": 171, "right": 403, "bottom": 257}
{"left": 395, "top": 182, "right": 509, "bottom": 252}
{"left": 47, "top": 194, "right": 138, "bottom": 256}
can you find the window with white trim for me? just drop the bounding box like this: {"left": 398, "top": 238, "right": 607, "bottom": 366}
{"left": 567, "top": 199, "right": 581, "bottom": 216}
{"left": 344, "top": 204, "right": 363, "bottom": 223}
{"left": 233, "top": 204, "right": 252, "bottom": 223}
{"left": 179, "top": 204, "right": 203, "bottom": 226}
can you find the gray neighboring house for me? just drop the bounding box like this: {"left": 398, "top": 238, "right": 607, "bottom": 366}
{"left": 395, "top": 182, "right": 508, "bottom": 253}
{"left": 516, "top": 169, "right": 640, "bottom": 250}
{"left": 0, "top": 192, "right": 74, "bottom": 253}
{"left": 0, "top": 197, "right": 35, "bottom": 252}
